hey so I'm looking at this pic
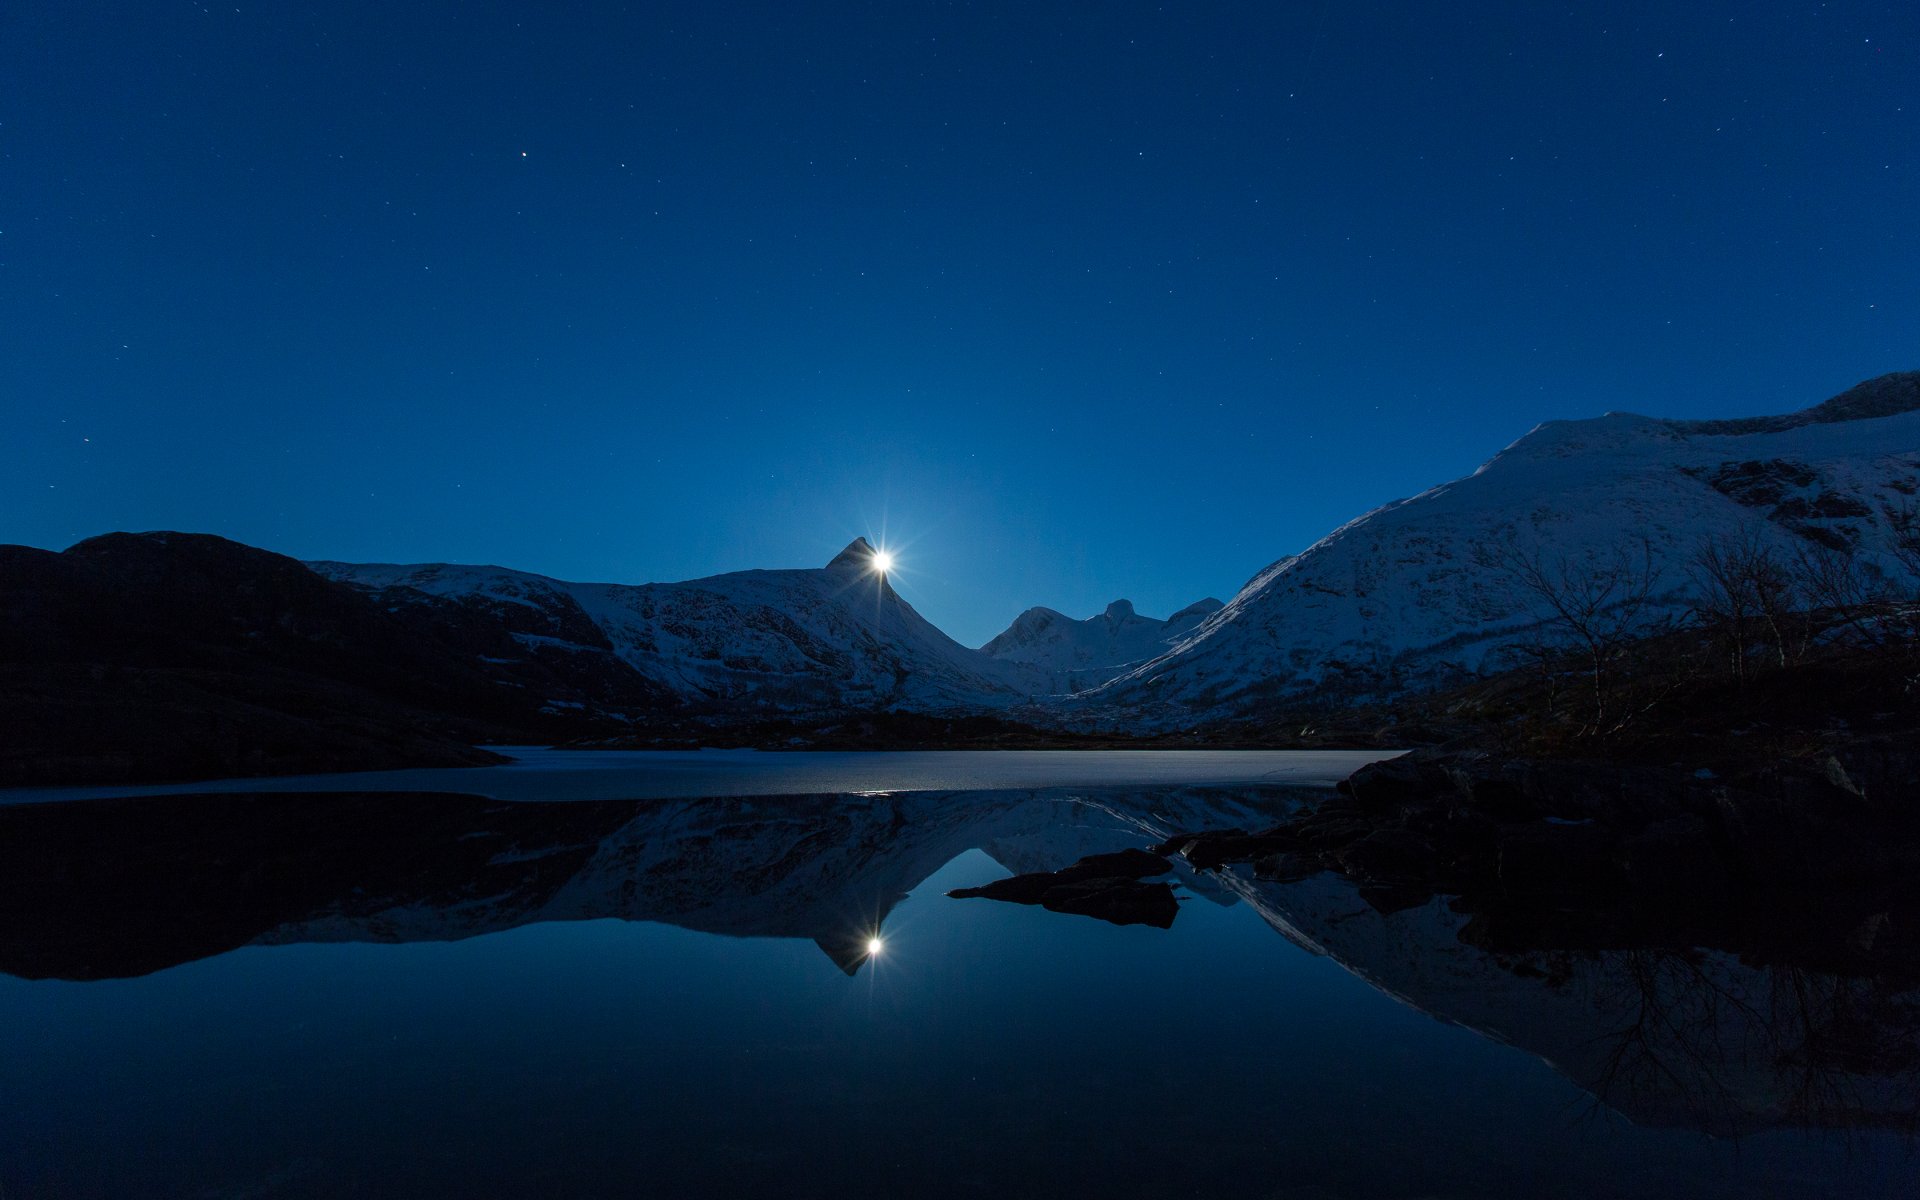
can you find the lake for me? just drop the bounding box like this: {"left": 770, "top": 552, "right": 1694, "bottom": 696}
{"left": 2, "top": 751, "right": 1914, "bottom": 1198}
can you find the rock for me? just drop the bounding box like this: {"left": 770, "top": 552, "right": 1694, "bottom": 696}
{"left": 1358, "top": 884, "right": 1434, "bottom": 915}
{"left": 1824, "top": 756, "right": 1866, "bottom": 799}
{"left": 1337, "top": 828, "right": 1436, "bottom": 885}
{"left": 1834, "top": 739, "right": 1920, "bottom": 811}
{"left": 1152, "top": 827, "right": 1243, "bottom": 857}
{"left": 1620, "top": 816, "right": 1730, "bottom": 900}
{"left": 1497, "top": 821, "right": 1624, "bottom": 898}
{"left": 1061, "top": 848, "right": 1174, "bottom": 880}
{"left": 947, "top": 848, "right": 1179, "bottom": 927}
{"left": 1253, "top": 851, "right": 1325, "bottom": 883}
{"left": 948, "top": 848, "right": 1171, "bottom": 903}
{"left": 1341, "top": 752, "right": 1469, "bottom": 808}
{"left": 1715, "top": 772, "right": 1896, "bottom": 885}
{"left": 1291, "top": 814, "right": 1376, "bottom": 851}
{"left": 1039, "top": 879, "right": 1179, "bottom": 928}
{"left": 1161, "top": 829, "right": 1299, "bottom": 870}
{"left": 1406, "top": 804, "right": 1501, "bottom": 854}
{"left": 1849, "top": 911, "right": 1891, "bottom": 955}
{"left": 1465, "top": 773, "right": 1538, "bottom": 821}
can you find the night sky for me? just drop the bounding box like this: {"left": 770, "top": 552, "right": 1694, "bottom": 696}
{"left": 5, "top": 2, "right": 1915, "bottom": 645}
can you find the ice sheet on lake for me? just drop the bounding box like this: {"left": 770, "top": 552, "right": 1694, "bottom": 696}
{"left": 0, "top": 746, "right": 1401, "bottom": 805}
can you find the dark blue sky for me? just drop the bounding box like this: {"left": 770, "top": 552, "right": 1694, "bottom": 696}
{"left": 5, "top": 2, "right": 1914, "bottom": 645}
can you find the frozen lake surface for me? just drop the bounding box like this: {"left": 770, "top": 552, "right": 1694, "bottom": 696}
{"left": 0, "top": 746, "right": 1400, "bottom": 804}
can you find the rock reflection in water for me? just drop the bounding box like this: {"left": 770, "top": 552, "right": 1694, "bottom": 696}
{"left": 947, "top": 848, "right": 1180, "bottom": 927}
{"left": 1217, "top": 868, "right": 1920, "bottom": 1138}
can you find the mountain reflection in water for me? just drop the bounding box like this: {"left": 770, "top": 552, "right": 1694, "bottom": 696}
{"left": 4, "top": 781, "right": 1919, "bottom": 1197}
{"left": 0, "top": 784, "right": 1302, "bottom": 982}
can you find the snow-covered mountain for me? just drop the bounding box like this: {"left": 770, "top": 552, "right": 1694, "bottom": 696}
{"left": 1073, "top": 371, "right": 1920, "bottom": 724}
{"left": 276, "top": 371, "right": 1920, "bottom": 728}
{"left": 311, "top": 537, "right": 1046, "bottom": 716}
{"left": 979, "top": 597, "right": 1223, "bottom": 693}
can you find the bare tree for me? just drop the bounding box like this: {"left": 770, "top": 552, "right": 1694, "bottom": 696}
{"left": 1689, "top": 528, "right": 1806, "bottom": 679}
{"left": 1476, "top": 535, "right": 1668, "bottom": 735}
{"left": 1791, "top": 538, "right": 1898, "bottom": 649}
{"left": 1889, "top": 498, "right": 1920, "bottom": 585}
{"left": 1496, "top": 637, "right": 1566, "bottom": 714}
{"left": 1691, "top": 538, "right": 1762, "bottom": 682}
{"left": 1887, "top": 501, "right": 1920, "bottom": 643}
{"left": 1876, "top": 500, "right": 1920, "bottom": 674}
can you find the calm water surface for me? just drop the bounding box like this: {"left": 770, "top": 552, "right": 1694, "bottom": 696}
{"left": 1, "top": 753, "right": 1913, "bottom": 1198}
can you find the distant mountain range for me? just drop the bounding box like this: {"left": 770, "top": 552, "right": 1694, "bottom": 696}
{"left": 4, "top": 371, "right": 1917, "bottom": 782}
{"left": 980, "top": 597, "right": 1222, "bottom": 693}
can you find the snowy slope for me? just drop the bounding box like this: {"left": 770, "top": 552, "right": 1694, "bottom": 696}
{"left": 1073, "top": 371, "right": 1920, "bottom": 723}
{"left": 312, "top": 538, "right": 1047, "bottom": 715}
{"left": 979, "top": 597, "right": 1223, "bottom": 693}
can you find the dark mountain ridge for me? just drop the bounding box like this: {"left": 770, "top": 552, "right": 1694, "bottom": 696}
{"left": 0, "top": 532, "right": 677, "bottom": 786}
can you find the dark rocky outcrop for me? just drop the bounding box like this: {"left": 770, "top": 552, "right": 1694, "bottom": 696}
{"left": 1155, "top": 746, "right": 1920, "bottom": 962}
{"left": 0, "top": 532, "right": 681, "bottom": 785}
{"left": 948, "top": 848, "right": 1180, "bottom": 928}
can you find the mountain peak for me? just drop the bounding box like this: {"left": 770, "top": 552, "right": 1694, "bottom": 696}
{"left": 825, "top": 537, "right": 878, "bottom": 573}
{"left": 1680, "top": 370, "right": 1920, "bottom": 437}
{"left": 1167, "top": 598, "right": 1225, "bottom": 625}
{"left": 1796, "top": 370, "right": 1920, "bottom": 424}
{"left": 1103, "top": 599, "right": 1136, "bottom": 621}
